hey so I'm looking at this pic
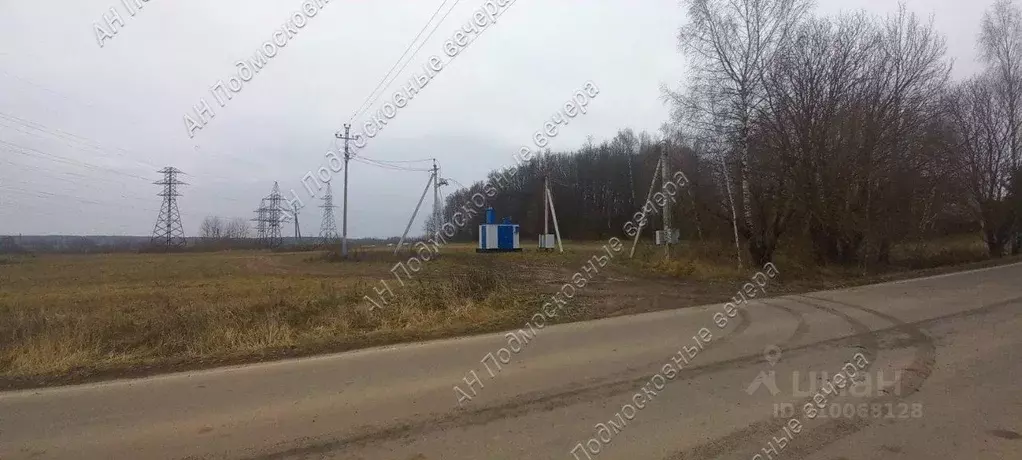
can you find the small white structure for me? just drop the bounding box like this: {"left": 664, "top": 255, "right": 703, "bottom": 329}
{"left": 655, "top": 229, "right": 679, "bottom": 245}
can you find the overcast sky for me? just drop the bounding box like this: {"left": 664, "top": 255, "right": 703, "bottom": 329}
{"left": 0, "top": 0, "right": 1000, "bottom": 237}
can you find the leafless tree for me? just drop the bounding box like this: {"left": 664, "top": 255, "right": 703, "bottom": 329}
{"left": 977, "top": 0, "right": 1022, "bottom": 253}
{"left": 225, "top": 218, "right": 251, "bottom": 240}
{"left": 201, "top": 216, "right": 250, "bottom": 242}
{"left": 802, "top": 6, "right": 951, "bottom": 264}
{"left": 666, "top": 0, "right": 812, "bottom": 264}
{"left": 947, "top": 75, "right": 1016, "bottom": 256}
{"left": 200, "top": 216, "right": 225, "bottom": 241}
{"left": 980, "top": 0, "right": 1022, "bottom": 172}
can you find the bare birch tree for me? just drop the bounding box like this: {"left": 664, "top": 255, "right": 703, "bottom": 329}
{"left": 667, "top": 0, "right": 812, "bottom": 264}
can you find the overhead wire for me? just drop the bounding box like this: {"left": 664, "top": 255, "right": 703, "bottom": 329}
{"left": 348, "top": 0, "right": 454, "bottom": 123}
{"left": 0, "top": 140, "right": 152, "bottom": 182}
{"left": 0, "top": 121, "right": 159, "bottom": 180}
{"left": 0, "top": 67, "right": 134, "bottom": 126}
{"left": 353, "top": 156, "right": 432, "bottom": 172}
{"left": 0, "top": 171, "right": 162, "bottom": 207}
{"left": 0, "top": 198, "right": 149, "bottom": 234}
{"left": 0, "top": 68, "right": 311, "bottom": 228}
{"left": 0, "top": 75, "right": 274, "bottom": 179}
{"left": 349, "top": 0, "right": 464, "bottom": 124}
{"left": 0, "top": 112, "right": 143, "bottom": 159}
{"left": 358, "top": 156, "right": 435, "bottom": 164}
{"left": 341, "top": 0, "right": 522, "bottom": 168}
{"left": 446, "top": 177, "right": 469, "bottom": 190}
{"left": 0, "top": 184, "right": 158, "bottom": 213}
{"left": 0, "top": 113, "right": 262, "bottom": 185}
{"left": 3, "top": 158, "right": 142, "bottom": 188}
{"left": 0, "top": 117, "right": 259, "bottom": 204}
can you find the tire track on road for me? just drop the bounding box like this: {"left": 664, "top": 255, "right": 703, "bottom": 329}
{"left": 666, "top": 296, "right": 881, "bottom": 460}
{"left": 771, "top": 295, "right": 938, "bottom": 459}
{"left": 241, "top": 296, "right": 1021, "bottom": 460}
{"left": 759, "top": 299, "right": 810, "bottom": 348}
{"left": 665, "top": 294, "right": 1021, "bottom": 459}
{"left": 238, "top": 300, "right": 766, "bottom": 460}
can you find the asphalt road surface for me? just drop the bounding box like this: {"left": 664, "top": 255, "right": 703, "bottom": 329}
{"left": 3, "top": 263, "right": 1022, "bottom": 460}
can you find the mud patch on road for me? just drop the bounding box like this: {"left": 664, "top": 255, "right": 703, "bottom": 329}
{"left": 989, "top": 429, "right": 1021, "bottom": 440}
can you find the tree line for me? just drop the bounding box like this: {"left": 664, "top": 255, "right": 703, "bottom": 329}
{"left": 435, "top": 0, "right": 1022, "bottom": 266}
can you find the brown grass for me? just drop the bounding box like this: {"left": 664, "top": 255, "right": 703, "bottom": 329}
{"left": 0, "top": 244, "right": 611, "bottom": 386}
{"left": 0, "top": 249, "right": 520, "bottom": 382}
{"left": 0, "top": 235, "right": 1008, "bottom": 388}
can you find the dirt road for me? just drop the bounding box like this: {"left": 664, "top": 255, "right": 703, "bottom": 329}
{"left": 3, "top": 263, "right": 1021, "bottom": 459}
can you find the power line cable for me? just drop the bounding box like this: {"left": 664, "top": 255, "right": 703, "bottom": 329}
{"left": 358, "top": 155, "right": 436, "bottom": 164}
{"left": 447, "top": 177, "right": 469, "bottom": 189}
{"left": 0, "top": 122, "right": 258, "bottom": 204}
{"left": 348, "top": 0, "right": 454, "bottom": 123}
{"left": 0, "top": 114, "right": 260, "bottom": 184}
{"left": 3, "top": 158, "right": 139, "bottom": 188}
{"left": 353, "top": 156, "right": 432, "bottom": 172}
{"left": 350, "top": 0, "right": 464, "bottom": 123}
{"left": 0, "top": 68, "right": 266, "bottom": 195}
{"left": 0, "top": 121, "right": 160, "bottom": 179}
{"left": 0, "top": 112, "right": 144, "bottom": 159}
{"left": 0, "top": 67, "right": 120, "bottom": 116}
{"left": 0, "top": 140, "right": 152, "bottom": 182}
{"left": 0, "top": 175, "right": 155, "bottom": 206}
{"left": 0, "top": 184, "right": 159, "bottom": 212}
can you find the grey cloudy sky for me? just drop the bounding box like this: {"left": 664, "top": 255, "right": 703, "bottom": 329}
{"left": 0, "top": 0, "right": 999, "bottom": 237}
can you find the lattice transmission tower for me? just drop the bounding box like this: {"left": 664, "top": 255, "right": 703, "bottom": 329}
{"left": 253, "top": 182, "right": 288, "bottom": 248}
{"left": 319, "top": 180, "right": 339, "bottom": 242}
{"left": 150, "top": 167, "right": 187, "bottom": 247}
{"left": 253, "top": 197, "right": 268, "bottom": 242}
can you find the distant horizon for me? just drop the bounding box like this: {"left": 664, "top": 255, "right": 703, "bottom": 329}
{"left": 1, "top": 234, "right": 408, "bottom": 241}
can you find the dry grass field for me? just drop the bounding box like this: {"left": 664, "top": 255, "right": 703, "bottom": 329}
{"left": 0, "top": 235, "right": 1008, "bottom": 389}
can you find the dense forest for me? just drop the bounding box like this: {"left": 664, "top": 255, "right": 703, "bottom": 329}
{"left": 434, "top": 0, "right": 1022, "bottom": 267}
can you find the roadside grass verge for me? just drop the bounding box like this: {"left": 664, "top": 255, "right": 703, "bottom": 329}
{"left": 0, "top": 234, "right": 1012, "bottom": 389}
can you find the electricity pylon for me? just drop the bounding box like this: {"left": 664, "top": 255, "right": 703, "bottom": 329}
{"left": 319, "top": 180, "right": 339, "bottom": 242}
{"left": 150, "top": 167, "right": 187, "bottom": 247}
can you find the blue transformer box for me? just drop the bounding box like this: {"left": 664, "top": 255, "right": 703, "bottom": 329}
{"left": 477, "top": 208, "right": 521, "bottom": 252}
